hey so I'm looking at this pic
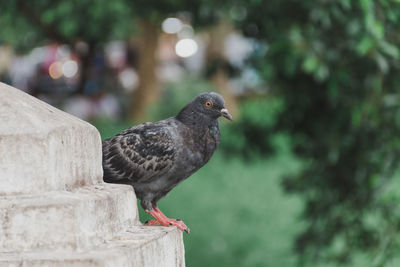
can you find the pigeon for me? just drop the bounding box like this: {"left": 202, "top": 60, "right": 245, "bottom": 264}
{"left": 102, "top": 92, "right": 232, "bottom": 233}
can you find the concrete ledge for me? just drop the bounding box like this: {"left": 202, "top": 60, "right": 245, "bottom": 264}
{"left": 0, "top": 83, "right": 103, "bottom": 195}
{"left": 0, "top": 184, "right": 138, "bottom": 252}
{"left": 0, "top": 226, "right": 185, "bottom": 267}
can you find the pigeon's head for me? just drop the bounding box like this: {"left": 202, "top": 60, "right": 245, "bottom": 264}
{"left": 193, "top": 92, "right": 232, "bottom": 121}
{"left": 177, "top": 92, "right": 233, "bottom": 124}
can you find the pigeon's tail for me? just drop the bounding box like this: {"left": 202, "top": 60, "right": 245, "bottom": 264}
{"left": 103, "top": 175, "right": 131, "bottom": 185}
{"left": 102, "top": 139, "right": 137, "bottom": 186}
{"left": 102, "top": 164, "right": 117, "bottom": 183}
{"left": 102, "top": 140, "right": 123, "bottom": 183}
{"left": 102, "top": 155, "right": 131, "bottom": 185}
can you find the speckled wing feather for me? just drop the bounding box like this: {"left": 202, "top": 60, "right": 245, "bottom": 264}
{"left": 102, "top": 122, "right": 175, "bottom": 184}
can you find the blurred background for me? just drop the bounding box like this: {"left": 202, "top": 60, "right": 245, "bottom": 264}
{"left": 2, "top": 0, "right": 400, "bottom": 266}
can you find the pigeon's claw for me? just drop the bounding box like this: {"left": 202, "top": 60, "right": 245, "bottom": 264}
{"left": 166, "top": 218, "right": 190, "bottom": 233}
{"left": 145, "top": 217, "right": 190, "bottom": 233}
{"left": 145, "top": 208, "right": 190, "bottom": 234}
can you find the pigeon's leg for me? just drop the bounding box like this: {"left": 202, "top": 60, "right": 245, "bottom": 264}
{"left": 144, "top": 204, "right": 190, "bottom": 233}
{"left": 144, "top": 219, "right": 160, "bottom": 226}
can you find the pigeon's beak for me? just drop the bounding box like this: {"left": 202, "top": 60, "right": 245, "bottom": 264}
{"left": 220, "top": 108, "right": 233, "bottom": 121}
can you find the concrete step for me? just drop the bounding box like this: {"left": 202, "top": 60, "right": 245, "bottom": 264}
{"left": 0, "top": 83, "right": 103, "bottom": 195}
{"left": 0, "top": 226, "right": 185, "bottom": 267}
{"left": 0, "top": 184, "right": 139, "bottom": 252}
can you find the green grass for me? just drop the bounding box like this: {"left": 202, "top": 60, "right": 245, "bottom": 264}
{"left": 139, "top": 151, "right": 304, "bottom": 267}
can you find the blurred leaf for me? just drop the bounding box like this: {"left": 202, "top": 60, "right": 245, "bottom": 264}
{"left": 379, "top": 40, "right": 400, "bottom": 59}
{"left": 356, "top": 36, "right": 374, "bottom": 55}
{"left": 302, "top": 54, "right": 319, "bottom": 73}
{"left": 219, "top": 97, "right": 284, "bottom": 160}
{"left": 239, "top": 0, "right": 400, "bottom": 265}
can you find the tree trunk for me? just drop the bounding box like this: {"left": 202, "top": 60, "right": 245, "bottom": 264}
{"left": 129, "top": 20, "right": 160, "bottom": 122}
{"left": 76, "top": 42, "right": 95, "bottom": 95}
{"left": 206, "top": 20, "right": 238, "bottom": 117}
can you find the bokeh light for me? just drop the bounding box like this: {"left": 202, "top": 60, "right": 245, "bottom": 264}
{"left": 175, "top": 39, "right": 198, "bottom": 58}
{"left": 62, "top": 60, "right": 78, "bottom": 78}
{"left": 162, "top": 17, "right": 182, "bottom": 34}
{"left": 48, "top": 61, "right": 63, "bottom": 79}
{"left": 119, "top": 68, "right": 138, "bottom": 92}
{"left": 177, "top": 24, "right": 194, "bottom": 39}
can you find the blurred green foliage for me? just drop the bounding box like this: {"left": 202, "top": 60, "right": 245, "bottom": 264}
{"left": 219, "top": 97, "right": 284, "bottom": 160}
{"left": 0, "top": 0, "right": 134, "bottom": 51}
{"left": 0, "top": 0, "right": 232, "bottom": 52}
{"left": 149, "top": 77, "right": 216, "bottom": 121}
{"left": 240, "top": 0, "right": 400, "bottom": 265}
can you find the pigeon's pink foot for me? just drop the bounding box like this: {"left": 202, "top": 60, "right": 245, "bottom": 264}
{"left": 145, "top": 207, "right": 190, "bottom": 233}
{"left": 145, "top": 218, "right": 189, "bottom": 233}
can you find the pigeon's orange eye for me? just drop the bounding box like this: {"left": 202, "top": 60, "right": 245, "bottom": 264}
{"left": 205, "top": 101, "right": 213, "bottom": 108}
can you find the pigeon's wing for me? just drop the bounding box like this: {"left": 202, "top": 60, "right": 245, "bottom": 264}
{"left": 102, "top": 123, "right": 176, "bottom": 184}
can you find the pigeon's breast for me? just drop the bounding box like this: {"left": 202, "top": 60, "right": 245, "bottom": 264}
{"left": 175, "top": 123, "right": 219, "bottom": 173}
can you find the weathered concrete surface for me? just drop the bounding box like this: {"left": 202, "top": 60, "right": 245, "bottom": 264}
{"left": 0, "top": 184, "right": 138, "bottom": 252}
{"left": 0, "top": 226, "right": 185, "bottom": 267}
{"left": 0, "top": 84, "right": 185, "bottom": 266}
{"left": 0, "top": 83, "right": 102, "bottom": 194}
